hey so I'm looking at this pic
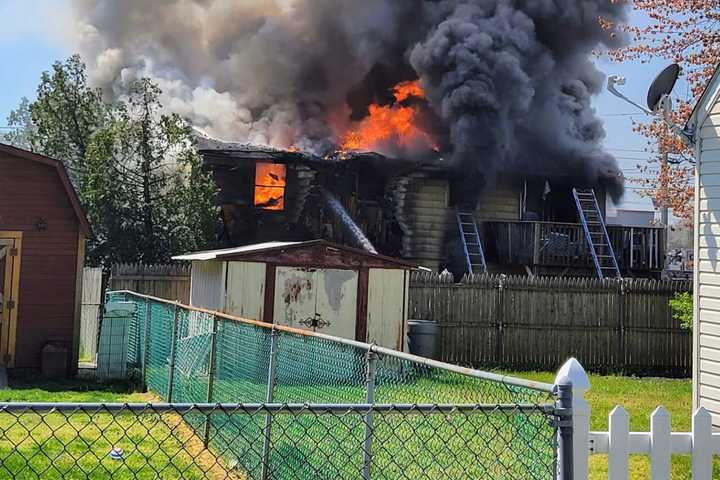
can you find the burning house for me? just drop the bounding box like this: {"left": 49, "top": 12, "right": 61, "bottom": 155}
{"left": 68, "top": 0, "right": 661, "bottom": 277}
{"left": 198, "top": 132, "right": 665, "bottom": 279}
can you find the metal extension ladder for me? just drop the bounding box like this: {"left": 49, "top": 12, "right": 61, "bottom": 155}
{"left": 572, "top": 188, "right": 622, "bottom": 280}
{"left": 456, "top": 209, "right": 487, "bottom": 274}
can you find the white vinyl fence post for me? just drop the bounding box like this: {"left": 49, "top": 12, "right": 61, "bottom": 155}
{"left": 650, "top": 406, "right": 671, "bottom": 480}
{"left": 554, "top": 358, "right": 590, "bottom": 480}
{"left": 608, "top": 406, "right": 629, "bottom": 480}
{"left": 692, "top": 407, "right": 713, "bottom": 480}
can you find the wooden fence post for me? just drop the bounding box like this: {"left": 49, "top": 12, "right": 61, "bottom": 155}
{"left": 617, "top": 280, "right": 626, "bottom": 373}
{"left": 554, "top": 358, "right": 590, "bottom": 480}
{"left": 608, "top": 406, "right": 629, "bottom": 480}
{"left": 495, "top": 275, "right": 505, "bottom": 364}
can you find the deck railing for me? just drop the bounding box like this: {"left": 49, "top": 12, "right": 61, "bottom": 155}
{"left": 484, "top": 221, "right": 665, "bottom": 272}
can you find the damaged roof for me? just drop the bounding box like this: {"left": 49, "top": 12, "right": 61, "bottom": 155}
{"left": 194, "top": 129, "right": 444, "bottom": 170}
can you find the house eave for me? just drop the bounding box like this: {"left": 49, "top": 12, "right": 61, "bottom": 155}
{"left": 687, "top": 63, "right": 720, "bottom": 131}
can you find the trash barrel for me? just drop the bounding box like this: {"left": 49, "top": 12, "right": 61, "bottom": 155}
{"left": 407, "top": 320, "right": 441, "bottom": 360}
{"left": 41, "top": 343, "right": 68, "bottom": 378}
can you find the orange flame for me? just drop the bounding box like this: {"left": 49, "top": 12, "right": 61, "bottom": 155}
{"left": 393, "top": 80, "right": 424, "bottom": 102}
{"left": 340, "top": 80, "right": 436, "bottom": 153}
{"left": 254, "top": 163, "right": 286, "bottom": 211}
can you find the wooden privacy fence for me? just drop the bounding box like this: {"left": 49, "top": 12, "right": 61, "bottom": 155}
{"left": 408, "top": 272, "right": 692, "bottom": 376}
{"left": 109, "top": 264, "right": 190, "bottom": 303}
{"left": 79, "top": 267, "right": 103, "bottom": 362}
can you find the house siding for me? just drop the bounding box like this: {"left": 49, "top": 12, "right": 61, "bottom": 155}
{"left": 475, "top": 187, "right": 521, "bottom": 222}
{"left": 695, "top": 96, "right": 720, "bottom": 424}
{"left": 402, "top": 175, "right": 452, "bottom": 271}
{"left": 402, "top": 175, "right": 521, "bottom": 271}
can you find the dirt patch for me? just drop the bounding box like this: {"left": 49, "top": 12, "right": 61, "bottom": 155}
{"left": 146, "top": 393, "right": 244, "bottom": 480}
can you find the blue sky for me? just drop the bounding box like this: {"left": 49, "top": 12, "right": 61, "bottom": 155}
{"left": 0, "top": 3, "right": 686, "bottom": 212}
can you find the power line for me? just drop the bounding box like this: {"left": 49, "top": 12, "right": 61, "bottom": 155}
{"left": 613, "top": 156, "right": 658, "bottom": 161}
{"left": 606, "top": 148, "right": 658, "bottom": 153}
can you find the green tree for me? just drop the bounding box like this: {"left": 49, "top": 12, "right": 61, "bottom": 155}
{"left": 5, "top": 56, "right": 218, "bottom": 266}
{"left": 3, "top": 97, "right": 35, "bottom": 149}
{"left": 83, "top": 79, "right": 218, "bottom": 265}
{"left": 670, "top": 291, "right": 693, "bottom": 331}
{"left": 27, "top": 55, "right": 107, "bottom": 183}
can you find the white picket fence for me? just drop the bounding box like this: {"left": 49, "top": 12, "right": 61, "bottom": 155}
{"left": 556, "top": 359, "right": 718, "bottom": 480}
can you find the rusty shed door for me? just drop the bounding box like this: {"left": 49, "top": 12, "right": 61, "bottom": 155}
{"left": 0, "top": 233, "right": 22, "bottom": 366}
{"left": 273, "top": 267, "right": 357, "bottom": 338}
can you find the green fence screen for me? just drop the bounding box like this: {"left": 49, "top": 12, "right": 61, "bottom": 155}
{"left": 102, "top": 291, "right": 560, "bottom": 480}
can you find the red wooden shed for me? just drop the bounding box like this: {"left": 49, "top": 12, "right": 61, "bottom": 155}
{"left": 0, "top": 143, "right": 90, "bottom": 374}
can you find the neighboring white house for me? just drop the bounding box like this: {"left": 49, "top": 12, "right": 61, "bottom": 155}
{"left": 689, "top": 65, "right": 720, "bottom": 422}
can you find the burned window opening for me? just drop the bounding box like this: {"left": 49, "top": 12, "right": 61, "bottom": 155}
{"left": 254, "top": 163, "right": 286, "bottom": 211}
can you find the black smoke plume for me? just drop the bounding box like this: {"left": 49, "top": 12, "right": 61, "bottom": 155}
{"left": 67, "top": 0, "right": 626, "bottom": 198}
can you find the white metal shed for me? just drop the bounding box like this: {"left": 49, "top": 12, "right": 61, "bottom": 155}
{"left": 689, "top": 65, "right": 720, "bottom": 422}
{"left": 174, "top": 240, "right": 416, "bottom": 350}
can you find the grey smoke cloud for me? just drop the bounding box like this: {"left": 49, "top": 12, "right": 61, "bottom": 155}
{"left": 67, "top": 0, "right": 626, "bottom": 195}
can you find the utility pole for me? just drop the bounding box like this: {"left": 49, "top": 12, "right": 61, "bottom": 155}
{"left": 660, "top": 150, "right": 670, "bottom": 269}
{"left": 660, "top": 151, "right": 669, "bottom": 226}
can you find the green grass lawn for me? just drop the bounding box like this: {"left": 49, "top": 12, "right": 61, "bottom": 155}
{"left": 1, "top": 372, "right": 560, "bottom": 480}
{"left": 511, "top": 371, "right": 717, "bottom": 480}
{"left": 0, "top": 376, "right": 237, "bottom": 479}
{"left": 0, "top": 372, "right": 710, "bottom": 479}
{"left": 183, "top": 370, "right": 557, "bottom": 480}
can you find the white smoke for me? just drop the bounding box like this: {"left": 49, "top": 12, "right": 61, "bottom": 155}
{"left": 65, "top": 0, "right": 421, "bottom": 148}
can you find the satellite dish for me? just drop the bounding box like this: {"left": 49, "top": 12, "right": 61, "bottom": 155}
{"left": 606, "top": 64, "right": 695, "bottom": 145}
{"left": 647, "top": 64, "right": 680, "bottom": 112}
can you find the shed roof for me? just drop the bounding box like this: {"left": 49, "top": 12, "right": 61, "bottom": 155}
{"left": 0, "top": 143, "right": 91, "bottom": 235}
{"left": 174, "top": 241, "right": 301, "bottom": 260}
{"left": 173, "top": 239, "right": 417, "bottom": 269}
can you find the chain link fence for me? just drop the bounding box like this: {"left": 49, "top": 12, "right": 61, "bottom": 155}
{"left": 0, "top": 403, "right": 562, "bottom": 480}
{"left": 0, "top": 291, "right": 572, "bottom": 479}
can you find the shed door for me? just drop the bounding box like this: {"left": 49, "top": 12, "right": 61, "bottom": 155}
{"left": 0, "top": 234, "right": 21, "bottom": 367}
{"left": 274, "top": 267, "right": 358, "bottom": 338}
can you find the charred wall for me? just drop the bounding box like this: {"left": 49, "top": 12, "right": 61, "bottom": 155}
{"left": 204, "top": 152, "right": 409, "bottom": 255}
{"left": 202, "top": 147, "right": 618, "bottom": 275}
{"left": 211, "top": 160, "right": 316, "bottom": 245}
